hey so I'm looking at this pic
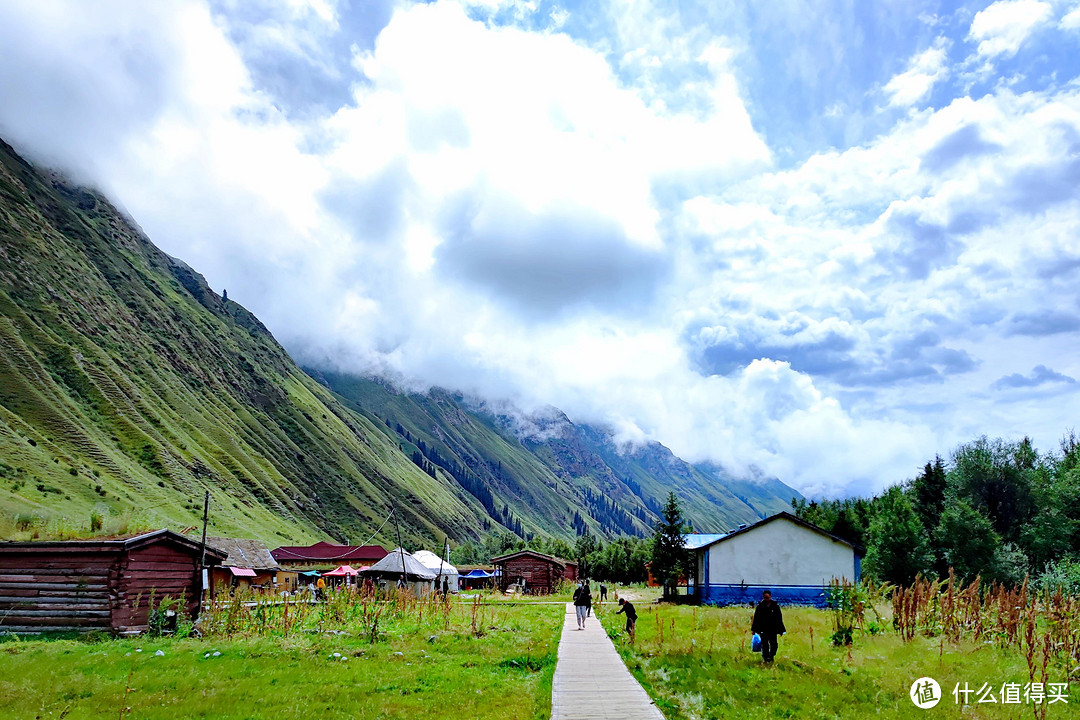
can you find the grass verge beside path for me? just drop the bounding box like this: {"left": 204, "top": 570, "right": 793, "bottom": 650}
{"left": 0, "top": 601, "right": 561, "bottom": 720}
{"left": 608, "top": 603, "right": 1077, "bottom": 720}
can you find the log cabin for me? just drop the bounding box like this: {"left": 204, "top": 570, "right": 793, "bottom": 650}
{"left": 491, "top": 550, "right": 578, "bottom": 594}
{"left": 0, "top": 529, "right": 226, "bottom": 634}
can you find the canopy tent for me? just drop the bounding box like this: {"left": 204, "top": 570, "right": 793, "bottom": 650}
{"left": 299, "top": 570, "right": 322, "bottom": 577}
{"left": 459, "top": 567, "right": 494, "bottom": 590}
{"left": 411, "top": 550, "right": 459, "bottom": 592}
{"left": 361, "top": 548, "right": 435, "bottom": 594}
{"left": 323, "top": 565, "right": 359, "bottom": 577}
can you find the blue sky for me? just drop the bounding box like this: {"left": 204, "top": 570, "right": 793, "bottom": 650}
{"left": 1, "top": 0, "right": 1079, "bottom": 497}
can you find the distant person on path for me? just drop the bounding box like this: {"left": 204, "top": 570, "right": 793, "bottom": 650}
{"left": 315, "top": 576, "right": 326, "bottom": 601}
{"left": 616, "top": 598, "right": 637, "bottom": 643}
{"left": 600, "top": 583, "right": 607, "bottom": 602}
{"left": 751, "top": 590, "right": 786, "bottom": 663}
{"left": 442, "top": 576, "right": 449, "bottom": 596}
{"left": 572, "top": 581, "right": 591, "bottom": 630}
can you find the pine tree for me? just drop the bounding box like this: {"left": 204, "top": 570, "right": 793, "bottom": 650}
{"left": 651, "top": 492, "right": 689, "bottom": 599}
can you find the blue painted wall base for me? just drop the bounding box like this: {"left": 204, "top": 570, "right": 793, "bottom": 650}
{"left": 693, "top": 583, "right": 830, "bottom": 608}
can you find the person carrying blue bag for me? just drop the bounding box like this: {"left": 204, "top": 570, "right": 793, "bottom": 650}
{"left": 751, "top": 589, "right": 786, "bottom": 663}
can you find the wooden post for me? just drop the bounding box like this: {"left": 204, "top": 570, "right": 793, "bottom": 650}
{"left": 198, "top": 491, "right": 210, "bottom": 601}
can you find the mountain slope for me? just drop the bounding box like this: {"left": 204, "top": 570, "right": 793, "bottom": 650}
{"left": 0, "top": 137, "right": 798, "bottom": 548}
{"left": 314, "top": 371, "right": 800, "bottom": 535}
{"left": 0, "top": 139, "right": 495, "bottom": 546}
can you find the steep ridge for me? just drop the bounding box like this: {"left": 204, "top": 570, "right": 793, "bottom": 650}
{"left": 0, "top": 139, "right": 490, "bottom": 546}
{"left": 0, "top": 137, "right": 799, "bottom": 548}
{"left": 313, "top": 371, "right": 801, "bottom": 535}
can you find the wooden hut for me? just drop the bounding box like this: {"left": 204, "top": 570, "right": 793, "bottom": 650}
{"left": 0, "top": 529, "right": 226, "bottom": 634}
{"left": 491, "top": 550, "right": 578, "bottom": 594}
{"left": 206, "top": 537, "right": 291, "bottom": 593}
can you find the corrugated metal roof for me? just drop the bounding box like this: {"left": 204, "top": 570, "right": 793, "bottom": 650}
{"left": 682, "top": 533, "right": 728, "bottom": 550}
{"left": 270, "top": 541, "right": 388, "bottom": 562}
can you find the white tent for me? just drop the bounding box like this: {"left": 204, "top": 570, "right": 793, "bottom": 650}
{"left": 412, "top": 550, "right": 459, "bottom": 593}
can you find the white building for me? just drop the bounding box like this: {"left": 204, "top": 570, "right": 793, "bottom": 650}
{"left": 689, "top": 512, "right": 863, "bottom": 607}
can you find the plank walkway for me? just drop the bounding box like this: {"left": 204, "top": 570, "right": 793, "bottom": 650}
{"left": 550, "top": 602, "right": 665, "bottom": 720}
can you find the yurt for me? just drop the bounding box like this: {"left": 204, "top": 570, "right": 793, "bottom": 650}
{"left": 360, "top": 548, "right": 435, "bottom": 594}
{"left": 412, "top": 550, "right": 459, "bottom": 593}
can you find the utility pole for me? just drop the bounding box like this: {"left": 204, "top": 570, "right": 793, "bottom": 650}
{"left": 198, "top": 491, "right": 210, "bottom": 598}
{"left": 391, "top": 498, "right": 406, "bottom": 587}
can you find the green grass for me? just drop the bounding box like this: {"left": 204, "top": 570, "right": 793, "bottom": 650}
{"left": 607, "top": 602, "right": 1078, "bottom": 720}
{"left": 0, "top": 601, "right": 561, "bottom": 720}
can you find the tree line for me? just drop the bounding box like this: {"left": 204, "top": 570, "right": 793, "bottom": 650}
{"left": 793, "top": 432, "right": 1080, "bottom": 593}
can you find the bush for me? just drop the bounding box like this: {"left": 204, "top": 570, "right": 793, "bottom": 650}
{"left": 1036, "top": 557, "right": 1080, "bottom": 596}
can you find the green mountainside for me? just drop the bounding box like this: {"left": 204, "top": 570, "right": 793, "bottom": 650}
{"left": 0, "top": 139, "right": 489, "bottom": 546}
{"left": 312, "top": 371, "right": 800, "bottom": 535}
{"left": 0, "top": 137, "right": 798, "bottom": 548}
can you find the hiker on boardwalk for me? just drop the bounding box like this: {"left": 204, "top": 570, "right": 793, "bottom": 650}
{"left": 616, "top": 598, "right": 637, "bottom": 643}
{"left": 751, "top": 590, "right": 786, "bottom": 663}
{"left": 572, "top": 580, "right": 592, "bottom": 630}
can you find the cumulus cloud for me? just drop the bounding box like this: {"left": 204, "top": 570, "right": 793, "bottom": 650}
{"left": 968, "top": 0, "right": 1053, "bottom": 58}
{"left": 884, "top": 38, "right": 950, "bottom": 108}
{"left": 1, "top": 0, "right": 1079, "bottom": 498}
{"left": 993, "top": 364, "right": 1077, "bottom": 389}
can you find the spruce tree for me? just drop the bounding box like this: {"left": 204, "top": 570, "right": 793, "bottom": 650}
{"left": 651, "top": 492, "right": 689, "bottom": 599}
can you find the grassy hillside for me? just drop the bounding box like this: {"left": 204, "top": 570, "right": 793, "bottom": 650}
{"left": 0, "top": 136, "right": 798, "bottom": 549}
{"left": 315, "top": 371, "right": 799, "bottom": 536}
{"left": 0, "top": 139, "right": 495, "bottom": 546}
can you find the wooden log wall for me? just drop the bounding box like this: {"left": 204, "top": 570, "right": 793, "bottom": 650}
{"left": 500, "top": 556, "right": 567, "bottom": 594}
{"left": 0, "top": 549, "right": 119, "bottom": 634}
{"left": 113, "top": 544, "right": 201, "bottom": 633}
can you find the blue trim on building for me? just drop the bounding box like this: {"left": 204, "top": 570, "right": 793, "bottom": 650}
{"left": 854, "top": 554, "right": 861, "bottom": 583}
{"left": 694, "top": 583, "right": 831, "bottom": 608}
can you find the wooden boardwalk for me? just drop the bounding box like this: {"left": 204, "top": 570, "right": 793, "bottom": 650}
{"left": 551, "top": 602, "right": 665, "bottom": 720}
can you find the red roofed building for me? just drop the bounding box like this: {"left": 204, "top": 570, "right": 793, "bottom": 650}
{"left": 271, "top": 541, "right": 387, "bottom": 569}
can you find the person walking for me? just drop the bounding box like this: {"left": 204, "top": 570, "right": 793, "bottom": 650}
{"left": 572, "top": 581, "right": 591, "bottom": 630}
{"left": 616, "top": 598, "right": 637, "bottom": 643}
{"left": 442, "top": 576, "right": 449, "bottom": 596}
{"left": 599, "top": 583, "right": 607, "bottom": 602}
{"left": 751, "top": 590, "right": 786, "bottom": 663}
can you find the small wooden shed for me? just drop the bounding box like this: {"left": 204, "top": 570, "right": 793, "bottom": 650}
{"left": 0, "top": 529, "right": 226, "bottom": 634}
{"left": 492, "top": 550, "right": 578, "bottom": 594}
{"left": 206, "top": 536, "right": 288, "bottom": 593}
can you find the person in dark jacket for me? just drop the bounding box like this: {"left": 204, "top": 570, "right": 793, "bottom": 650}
{"left": 616, "top": 598, "right": 637, "bottom": 643}
{"left": 751, "top": 590, "right": 786, "bottom": 662}
{"left": 572, "top": 581, "right": 592, "bottom": 629}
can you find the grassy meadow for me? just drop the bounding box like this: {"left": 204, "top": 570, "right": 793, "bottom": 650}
{"left": 0, "top": 592, "right": 562, "bottom": 720}
{"left": 603, "top": 590, "right": 1079, "bottom": 720}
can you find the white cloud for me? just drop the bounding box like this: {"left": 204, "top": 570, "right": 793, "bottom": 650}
{"left": 2, "top": 0, "right": 1080, "bottom": 499}
{"left": 1061, "top": 5, "right": 1080, "bottom": 30}
{"left": 968, "top": 0, "right": 1053, "bottom": 58}
{"left": 884, "top": 38, "right": 950, "bottom": 107}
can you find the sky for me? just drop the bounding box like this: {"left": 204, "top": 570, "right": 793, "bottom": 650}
{"left": 1, "top": 0, "right": 1079, "bottom": 498}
